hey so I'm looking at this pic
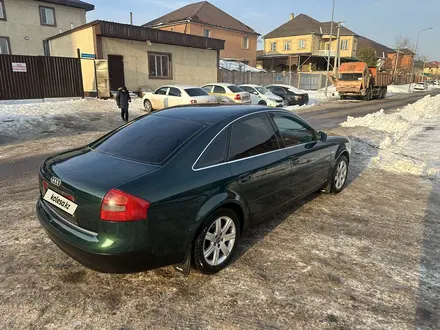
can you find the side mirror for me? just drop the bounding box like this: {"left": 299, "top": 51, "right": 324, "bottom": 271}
{"left": 319, "top": 131, "right": 327, "bottom": 142}
{"left": 252, "top": 91, "right": 258, "bottom": 95}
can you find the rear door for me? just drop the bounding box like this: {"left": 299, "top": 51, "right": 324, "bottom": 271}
{"left": 151, "top": 86, "right": 169, "bottom": 109}
{"left": 269, "top": 112, "right": 331, "bottom": 195}
{"left": 167, "top": 87, "right": 183, "bottom": 107}
{"left": 227, "top": 113, "right": 292, "bottom": 219}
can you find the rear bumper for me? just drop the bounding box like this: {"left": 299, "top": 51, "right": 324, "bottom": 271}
{"left": 36, "top": 198, "right": 183, "bottom": 273}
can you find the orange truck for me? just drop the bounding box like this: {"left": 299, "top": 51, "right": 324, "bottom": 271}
{"left": 334, "top": 62, "right": 392, "bottom": 100}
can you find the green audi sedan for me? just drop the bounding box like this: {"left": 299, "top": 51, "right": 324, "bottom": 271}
{"left": 36, "top": 105, "right": 351, "bottom": 274}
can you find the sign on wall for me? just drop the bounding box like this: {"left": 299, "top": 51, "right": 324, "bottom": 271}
{"left": 12, "top": 63, "right": 27, "bottom": 72}
{"left": 81, "top": 53, "right": 96, "bottom": 59}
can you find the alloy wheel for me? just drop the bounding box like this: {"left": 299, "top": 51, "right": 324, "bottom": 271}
{"left": 335, "top": 160, "right": 348, "bottom": 190}
{"left": 203, "top": 216, "right": 236, "bottom": 266}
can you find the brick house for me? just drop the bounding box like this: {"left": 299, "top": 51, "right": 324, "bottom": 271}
{"left": 388, "top": 48, "right": 416, "bottom": 74}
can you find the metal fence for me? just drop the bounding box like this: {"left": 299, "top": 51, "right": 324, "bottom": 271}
{"left": 0, "top": 55, "right": 83, "bottom": 100}
{"left": 219, "top": 69, "right": 299, "bottom": 87}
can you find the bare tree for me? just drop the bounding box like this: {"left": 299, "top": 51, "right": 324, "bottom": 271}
{"left": 393, "top": 36, "right": 417, "bottom": 76}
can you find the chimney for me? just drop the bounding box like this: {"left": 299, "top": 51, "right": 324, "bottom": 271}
{"left": 290, "top": 13, "right": 294, "bottom": 20}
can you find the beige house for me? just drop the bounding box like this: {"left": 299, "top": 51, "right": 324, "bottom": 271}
{"left": 143, "top": 1, "right": 259, "bottom": 67}
{"left": 46, "top": 20, "right": 224, "bottom": 96}
{"left": 0, "top": 0, "right": 94, "bottom": 56}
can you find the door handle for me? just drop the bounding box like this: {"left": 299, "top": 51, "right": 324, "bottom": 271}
{"left": 239, "top": 173, "right": 253, "bottom": 183}
{"left": 290, "top": 156, "right": 300, "bottom": 165}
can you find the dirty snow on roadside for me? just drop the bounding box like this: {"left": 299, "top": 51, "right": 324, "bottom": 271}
{"left": 0, "top": 98, "right": 145, "bottom": 146}
{"left": 341, "top": 94, "right": 440, "bottom": 180}
{"left": 286, "top": 85, "right": 340, "bottom": 111}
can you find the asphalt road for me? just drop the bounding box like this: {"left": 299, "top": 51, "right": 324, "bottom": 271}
{"left": 1, "top": 90, "right": 439, "bottom": 182}
{"left": 299, "top": 89, "right": 440, "bottom": 130}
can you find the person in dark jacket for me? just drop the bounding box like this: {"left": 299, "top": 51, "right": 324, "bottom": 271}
{"left": 116, "top": 86, "right": 131, "bottom": 122}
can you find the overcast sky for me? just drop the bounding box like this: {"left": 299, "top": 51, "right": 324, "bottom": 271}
{"left": 88, "top": 0, "right": 439, "bottom": 60}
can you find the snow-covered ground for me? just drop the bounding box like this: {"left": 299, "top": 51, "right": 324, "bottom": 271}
{"left": 341, "top": 94, "right": 440, "bottom": 180}
{"left": 286, "top": 85, "right": 339, "bottom": 111}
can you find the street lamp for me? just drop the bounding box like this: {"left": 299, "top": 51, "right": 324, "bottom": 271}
{"left": 325, "top": 0, "right": 336, "bottom": 98}
{"left": 408, "top": 27, "right": 433, "bottom": 92}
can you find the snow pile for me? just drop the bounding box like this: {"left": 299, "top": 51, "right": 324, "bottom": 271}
{"left": 341, "top": 94, "right": 440, "bottom": 180}
{"left": 219, "top": 60, "right": 265, "bottom": 73}
{"left": 342, "top": 94, "right": 440, "bottom": 148}
{"left": 387, "top": 84, "right": 412, "bottom": 94}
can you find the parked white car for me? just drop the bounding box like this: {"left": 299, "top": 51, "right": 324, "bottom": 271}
{"left": 201, "top": 83, "right": 251, "bottom": 104}
{"left": 414, "top": 82, "right": 428, "bottom": 91}
{"left": 239, "top": 84, "right": 285, "bottom": 107}
{"left": 142, "top": 85, "right": 216, "bottom": 112}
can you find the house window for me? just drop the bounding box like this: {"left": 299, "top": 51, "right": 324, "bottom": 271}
{"left": 39, "top": 6, "right": 56, "bottom": 26}
{"left": 242, "top": 36, "right": 249, "bottom": 49}
{"left": 298, "top": 40, "right": 306, "bottom": 49}
{"left": 341, "top": 40, "right": 348, "bottom": 50}
{"left": 284, "top": 41, "right": 291, "bottom": 50}
{"left": 203, "top": 29, "right": 211, "bottom": 38}
{"left": 0, "top": 0, "right": 6, "bottom": 21}
{"left": 148, "top": 52, "right": 172, "bottom": 79}
{"left": 270, "top": 42, "right": 277, "bottom": 51}
{"left": 0, "top": 36, "right": 10, "bottom": 54}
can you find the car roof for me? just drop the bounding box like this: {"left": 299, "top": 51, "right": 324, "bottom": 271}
{"left": 160, "top": 85, "right": 201, "bottom": 89}
{"left": 150, "top": 105, "right": 282, "bottom": 125}
{"left": 203, "top": 83, "right": 237, "bottom": 87}
{"left": 239, "top": 84, "right": 261, "bottom": 87}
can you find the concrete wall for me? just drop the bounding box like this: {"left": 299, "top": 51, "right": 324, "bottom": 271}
{"left": 49, "top": 26, "right": 96, "bottom": 92}
{"left": 0, "top": 0, "right": 87, "bottom": 56}
{"left": 100, "top": 37, "right": 218, "bottom": 91}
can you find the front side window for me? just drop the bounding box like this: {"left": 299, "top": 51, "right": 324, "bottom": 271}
{"left": 270, "top": 42, "right": 277, "bottom": 51}
{"left": 271, "top": 114, "right": 317, "bottom": 147}
{"left": 148, "top": 52, "right": 172, "bottom": 79}
{"left": 203, "top": 29, "right": 211, "bottom": 38}
{"left": 298, "top": 40, "right": 306, "bottom": 49}
{"left": 284, "top": 41, "right": 291, "bottom": 50}
{"left": 0, "top": 36, "right": 10, "bottom": 54}
{"left": 229, "top": 114, "right": 279, "bottom": 161}
{"left": 40, "top": 6, "right": 56, "bottom": 26}
{"left": 202, "top": 85, "right": 213, "bottom": 93}
{"left": 213, "top": 85, "right": 226, "bottom": 94}
{"left": 168, "top": 87, "right": 181, "bottom": 97}
{"left": 155, "top": 87, "right": 169, "bottom": 95}
{"left": 195, "top": 128, "right": 229, "bottom": 169}
{"left": 242, "top": 36, "right": 249, "bottom": 49}
{"left": 0, "top": 0, "right": 6, "bottom": 20}
{"left": 341, "top": 40, "right": 348, "bottom": 50}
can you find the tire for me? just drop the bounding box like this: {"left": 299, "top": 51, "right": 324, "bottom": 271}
{"left": 330, "top": 155, "right": 349, "bottom": 194}
{"left": 193, "top": 208, "right": 241, "bottom": 274}
{"left": 143, "top": 99, "right": 153, "bottom": 113}
{"left": 382, "top": 87, "right": 387, "bottom": 99}
{"left": 258, "top": 100, "right": 267, "bottom": 106}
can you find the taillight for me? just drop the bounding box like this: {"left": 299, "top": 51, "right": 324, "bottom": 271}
{"left": 100, "top": 189, "right": 150, "bottom": 222}
{"left": 234, "top": 94, "right": 242, "bottom": 101}
{"left": 190, "top": 99, "right": 198, "bottom": 104}
{"left": 42, "top": 180, "right": 49, "bottom": 195}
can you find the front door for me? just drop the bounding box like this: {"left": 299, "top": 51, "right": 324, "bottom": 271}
{"left": 108, "top": 55, "right": 125, "bottom": 91}
{"left": 227, "top": 113, "right": 292, "bottom": 219}
{"left": 270, "top": 112, "right": 331, "bottom": 196}
{"left": 151, "top": 87, "right": 169, "bottom": 109}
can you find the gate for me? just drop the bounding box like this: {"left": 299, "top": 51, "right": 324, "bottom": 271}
{"left": 0, "top": 55, "right": 83, "bottom": 100}
{"left": 298, "top": 73, "right": 327, "bottom": 90}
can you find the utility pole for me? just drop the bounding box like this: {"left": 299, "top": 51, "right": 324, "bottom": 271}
{"left": 408, "top": 27, "right": 433, "bottom": 91}
{"left": 333, "top": 21, "right": 344, "bottom": 78}
{"left": 393, "top": 48, "right": 400, "bottom": 82}
{"left": 324, "top": 0, "right": 336, "bottom": 97}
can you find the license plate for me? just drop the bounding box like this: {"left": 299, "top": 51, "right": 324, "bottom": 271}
{"left": 44, "top": 189, "right": 78, "bottom": 215}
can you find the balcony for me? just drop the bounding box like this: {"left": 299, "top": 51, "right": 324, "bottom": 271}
{"left": 317, "top": 49, "right": 337, "bottom": 56}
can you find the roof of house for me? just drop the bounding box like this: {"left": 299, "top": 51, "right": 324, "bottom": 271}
{"left": 143, "top": 1, "right": 259, "bottom": 35}
{"left": 37, "top": 0, "right": 94, "bottom": 11}
{"left": 357, "top": 36, "right": 393, "bottom": 58}
{"left": 46, "top": 20, "right": 225, "bottom": 51}
{"left": 264, "top": 14, "right": 357, "bottom": 39}
{"left": 389, "top": 48, "right": 416, "bottom": 55}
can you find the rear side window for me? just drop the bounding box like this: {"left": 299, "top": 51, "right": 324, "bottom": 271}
{"left": 185, "top": 88, "right": 209, "bottom": 97}
{"left": 168, "top": 87, "right": 181, "bottom": 97}
{"left": 228, "top": 85, "right": 242, "bottom": 93}
{"left": 195, "top": 128, "right": 229, "bottom": 169}
{"left": 92, "top": 116, "right": 202, "bottom": 164}
{"left": 228, "top": 114, "right": 279, "bottom": 161}
{"left": 213, "top": 85, "right": 226, "bottom": 94}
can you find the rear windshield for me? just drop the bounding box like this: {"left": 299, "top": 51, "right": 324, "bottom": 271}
{"left": 185, "top": 88, "right": 209, "bottom": 97}
{"left": 91, "top": 115, "right": 202, "bottom": 164}
{"left": 228, "top": 85, "right": 243, "bottom": 93}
